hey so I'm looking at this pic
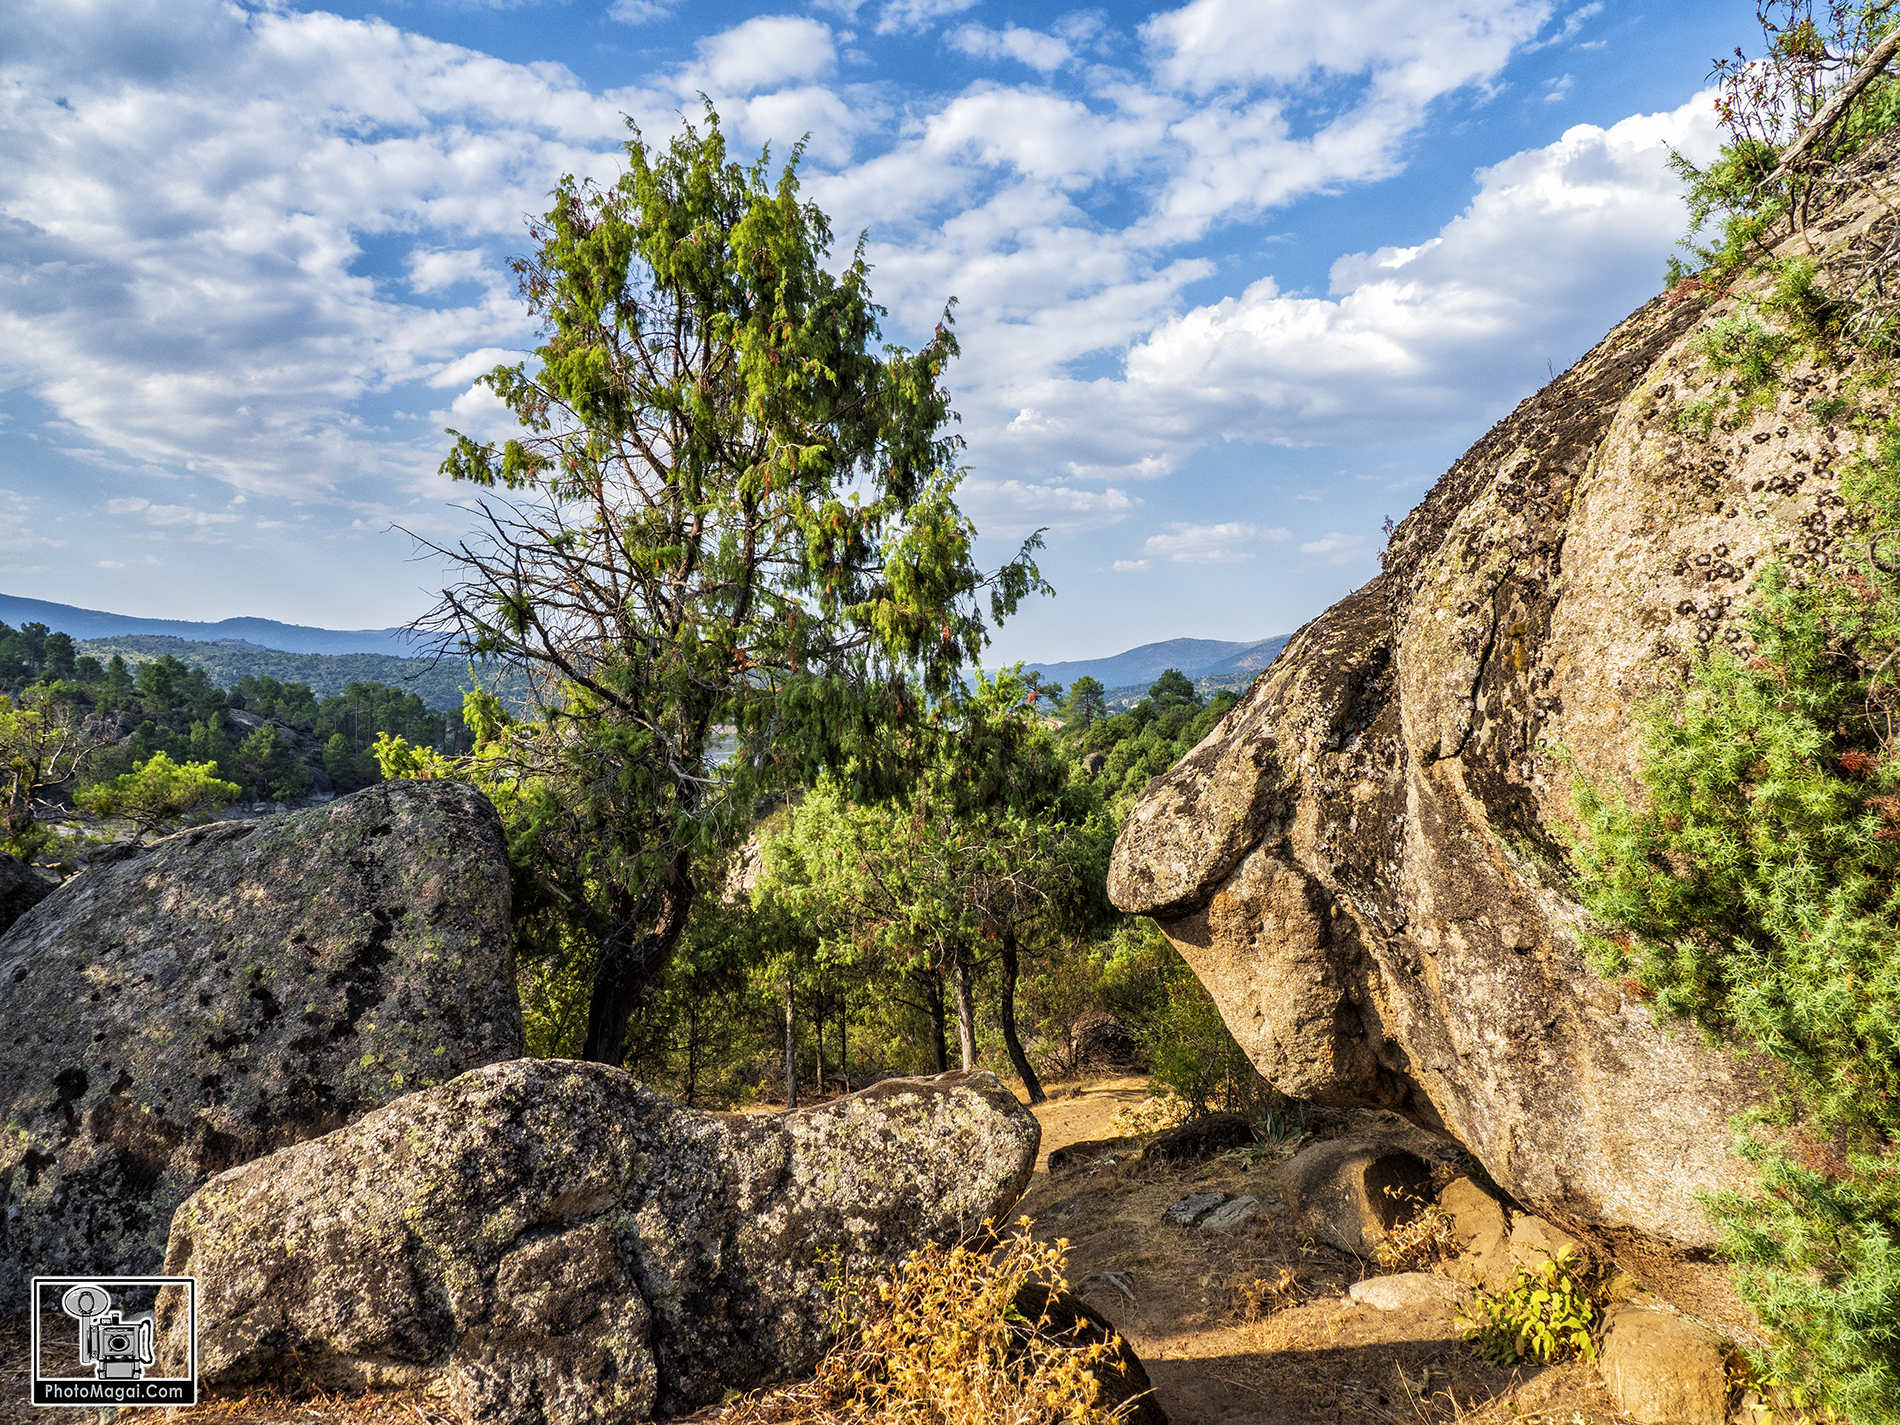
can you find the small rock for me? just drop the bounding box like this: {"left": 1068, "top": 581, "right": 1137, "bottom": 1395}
{"left": 1439, "top": 1176, "right": 1514, "bottom": 1292}
{"left": 1164, "top": 1192, "right": 1226, "bottom": 1226}
{"left": 1199, "top": 1196, "right": 1263, "bottom": 1232}
{"left": 1348, "top": 1273, "right": 1471, "bottom": 1312}
{"left": 1144, "top": 1111, "right": 1254, "bottom": 1162}
{"left": 1598, "top": 1304, "right": 1728, "bottom": 1425}
{"left": 1510, "top": 1214, "right": 1587, "bottom": 1273}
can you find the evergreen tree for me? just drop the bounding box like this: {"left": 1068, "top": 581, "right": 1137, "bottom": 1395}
{"left": 414, "top": 110, "right": 1046, "bottom": 1066}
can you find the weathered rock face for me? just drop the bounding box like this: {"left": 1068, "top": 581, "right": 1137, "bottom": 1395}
{"left": 1108, "top": 165, "right": 1899, "bottom": 1312}
{"left": 160, "top": 1060, "right": 1040, "bottom": 1422}
{"left": 0, "top": 852, "right": 52, "bottom": 937}
{"left": 0, "top": 780, "right": 521, "bottom": 1300}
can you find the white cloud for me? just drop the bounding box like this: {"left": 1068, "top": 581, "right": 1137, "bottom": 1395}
{"left": 876, "top": 0, "right": 981, "bottom": 36}
{"left": 978, "top": 93, "right": 1722, "bottom": 467}
{"left": 1525, "top": 2, "right": 1603, "bottom": 51}
{"left": 1138, "top": 521, "right": 1291, "bottom": 564}
{"left": 0, "top": 2, "right": 639, "bottom": 509}
{"left": 686, "top": 16, "right": 836, "bottom": 95}
{"left": 959, "top": 477, "right": 1140, "bottom": 538}
{"left": 608, "top": 0, "right": 677, "bottom": 22}
{"left": 407, "top": 247, "right": 493, "bottom": 294}
{"left": 1299, "top": 531, "right": 1367, "bottom": 562}
{"left": 105, "top": 496, "right": 239, "bottom": 527}
{"left": 1112, "top": 559, "right": 1149, "bottom": 573}
{"left": 948, "top": 24, "right": 1072, "bottom": 73}
{"left": 1545, "top": 73, "right": 1574, "bottom": 102}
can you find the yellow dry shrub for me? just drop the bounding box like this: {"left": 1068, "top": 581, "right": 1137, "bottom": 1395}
{"left": 714, "top": 1220, "right": 1142, "bottom": 1425}
{"left": 1372, "top": 1196, "right": 1458, "bottom": 1275}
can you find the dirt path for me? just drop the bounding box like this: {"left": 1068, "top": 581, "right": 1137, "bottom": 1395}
{"left": 1020, "top": 1079, "right": 1636, "bottom": 1425}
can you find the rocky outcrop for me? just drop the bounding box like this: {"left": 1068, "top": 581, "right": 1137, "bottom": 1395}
{"left": 0, "top": 852, "right": 51, "bottom": 936}
{"left": 160, "top": 1061, "right": 1040, "bottom": 1422}
{"left": 1107, "top": 153, "right": 1900, "bottom": 1326}
{"left": 0, "top": 780, "right": 521, "bottom": 1300}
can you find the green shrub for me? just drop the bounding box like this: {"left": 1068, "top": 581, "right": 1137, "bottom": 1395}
{"left": 1456, "top": 1246, "right": 1599, "bottom": 1366}
{"left": 1567, "top": 420, "right": 1900, "bottom": 1421}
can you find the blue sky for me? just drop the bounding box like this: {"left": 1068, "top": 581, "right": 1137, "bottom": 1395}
{"left": 0, "top": 0, "right": 1743, "bottom": 664}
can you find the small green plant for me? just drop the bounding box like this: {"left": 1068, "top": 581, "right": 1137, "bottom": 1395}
{"left": 1455, "top": 1246, "right": 1599, "bottom": 1366}
{"left": 1694, "top": 313, "right": 1793, "bottom": 400}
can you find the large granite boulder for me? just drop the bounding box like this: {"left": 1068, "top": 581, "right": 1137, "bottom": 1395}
{"left": 0, "top": 780, "right": 521, "bottom": 1299}
{"left": 159, "top": 1061, "right": 1040, "bottom": 1422}
{"left": 1105, "top": 152, "right": 1900, "bottom": 1330}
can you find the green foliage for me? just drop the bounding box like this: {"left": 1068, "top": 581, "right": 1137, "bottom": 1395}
{"left": 1455, "top": 1247, "right": 1599, "bottom": 1366}
{"left": 0, "top": 688, "right": 105, "bottom": 857}
{"left": 1567, "top": 419, "right": 1900, "bottom": 1420}
{"left": 76, "top": 752, "right": 239, "bottom": 841}
{"left": 417, "top": 107, "right": 1047, "bottom": 1064}
{"left": 1068, "top": 676, "right": 1239, "bottom": 811}
{"left": 1670, "top": 3, "right": 1900, "bottom": 284}
{"left": 1131, "top": 922, "right": 1278, "bottom": 1121}
{"left": 1059, "top": 675, "right": 1106, "bottom": 733}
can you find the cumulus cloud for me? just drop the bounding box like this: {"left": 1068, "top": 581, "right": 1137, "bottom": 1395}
{"left": 684, "top": 16, "right": 836, "bottom": 95}
{"left": 960, "top": 93, "right": 1720, "bottom": 475}
{"left": 948, "top": 24, "right": 1072, "bottom": 73}
{"left": 959, "top": 477, "right": 1140, "bottom": 538}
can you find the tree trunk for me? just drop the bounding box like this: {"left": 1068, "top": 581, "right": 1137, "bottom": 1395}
{"left": 953, "top": 955, "right": 978, "bottom": 1071}
{"left": 918, "top": 967, "right": 949, "bottom": 1074}
{"left": 813, "top": 979, "right": 825, "bottom": 1097}
{"left": 838, "top": 985, "right": 847, "bottom": 1093}
{"left": 580, "top": 852, "right": 693, "bottom": 1066}
{"left": 783, "top": 973, "right": 797, "bottom": 1109}
{"left": 997, "top": 927, "right": 1045, "bottom": 1104}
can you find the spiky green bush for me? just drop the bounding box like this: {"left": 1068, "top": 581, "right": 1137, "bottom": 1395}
{"left": 1569, "top": 424, "right": 1900, "bottom": 1420}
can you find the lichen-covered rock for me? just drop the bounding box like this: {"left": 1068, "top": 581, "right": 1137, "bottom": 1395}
{"left": 0, "top": 780, "right": 521, "bottom": 1300}
{"left": 159, "top": 1060, "right": 1040, "bottom": 1422}
{"left": 0, "top": 852, "right": 52, "bottom": 937}
{"left": 1104, "top": 135, "right": 1900, "bottom": 1331}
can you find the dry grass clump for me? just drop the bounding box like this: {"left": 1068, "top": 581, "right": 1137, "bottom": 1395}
{"left": 711, "top": 1220, "right": 1143, "bottom": 1425}
{"left": 1374, "top": 1194, "right": 1459, "bottom": 1275}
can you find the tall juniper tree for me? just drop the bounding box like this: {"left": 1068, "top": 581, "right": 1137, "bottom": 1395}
{"left": 413, "top": 111, "right": 1046, "bottom": 1066}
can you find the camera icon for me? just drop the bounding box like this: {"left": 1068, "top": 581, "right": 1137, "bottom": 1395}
{"left": 62, "top": 1283, "right": 153, "bottom": 1381}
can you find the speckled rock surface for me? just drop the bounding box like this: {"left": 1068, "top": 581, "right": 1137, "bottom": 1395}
{"left": 1107, "top": 141, "right": 1900, "bottom": 1331}
{"left": 160, "top": 1061, "right": 1040, "bottom": 1422}
{"left": 0, "top": 780, "right": 521, "bottom": 1300}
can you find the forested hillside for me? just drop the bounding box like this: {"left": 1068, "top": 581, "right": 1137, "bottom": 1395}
{"left": 76, "top": 634, "right": 493, "bottom": 711}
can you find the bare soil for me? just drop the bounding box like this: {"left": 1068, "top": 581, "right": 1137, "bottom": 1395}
{"left": 1, "top": 1073, "right": 1642, "bottom": 1425}
{"left": 1012, "top": 1076, "right": 1639, "bottom": 1425}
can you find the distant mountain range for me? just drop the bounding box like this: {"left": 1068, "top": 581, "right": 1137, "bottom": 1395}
{"left": 0, "top": 592, "right": 417, "bottom": 656}
{"left": 4, "top": 591, "right": 1287, "bottom": 713}
{"left": 1020, "top": 635, "right": 1289, "bottom": 692}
